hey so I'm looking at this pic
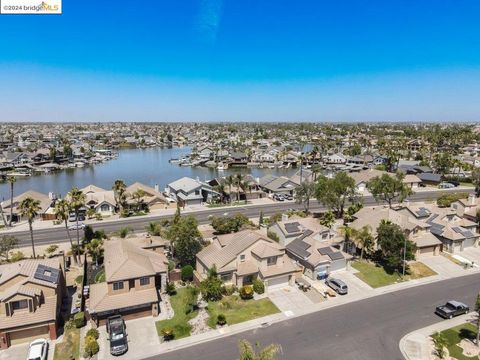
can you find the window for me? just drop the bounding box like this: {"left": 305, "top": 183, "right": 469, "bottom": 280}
{"left": 101, "top": 204, "right": 110, "bottom": 212}
{"left": 240, "top": 254, "right": 246, "bottom": 262}
{"left": 220, "top": 273, "right": 232, "bottom": 281}
{"left": 267, "top": 257, "right": 277, "bottom": 266}
{"left": 140, "top": 277, "right": 150, "bottom": 286}
{"left": 11, "top": 299, "right": 28, "bottom": 310}
{"left": 113, "top": 281, "right": 124, "bottom": 291}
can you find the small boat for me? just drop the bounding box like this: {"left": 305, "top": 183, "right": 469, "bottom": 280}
{"left": 217, "top": 162, "right": 228, "bottom": 171}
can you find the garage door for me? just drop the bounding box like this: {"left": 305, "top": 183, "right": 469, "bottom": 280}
{"left": 329, "top": 259, "right": 346, "bottom": 272}
{"left": 463, "top": 237, "right": 477, "bottom": 249}
{"left": 9, "top": 325, "right": 49, "bottom": 345}
{"left": 267, "top": 276, "right": 289, "bottom": 289}
{"left": 420, "top": 246, "right": 435, "bottom": 254}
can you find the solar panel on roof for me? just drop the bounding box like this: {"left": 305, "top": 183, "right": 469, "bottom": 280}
{"left": 34, "top": 264, "right": 60, "bottom": 284}
{"left": 328, "top": 252, "right": 345, "bottom": 261}
{"left": 318, "top": 247, "right": 334, "bottom": 256}
{"left": 285, "top": 222, "right": 301, "bottom": 233}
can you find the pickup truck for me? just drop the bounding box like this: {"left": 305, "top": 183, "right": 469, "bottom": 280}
{"left": 107, "top": 315, "right": 128, "bottom": 356}
{"left": 435, "top": 300, "right": 469, "bottom": 319}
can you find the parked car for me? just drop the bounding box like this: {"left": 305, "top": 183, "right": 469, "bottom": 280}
{"left": 273, "top": 193, "right": 285, "bottom": 201}
{"left": 283, "top": 194, "right": 293, "bottom": 201}
{"left": 107, "top": 315, "right": 128, "bottom": 356}
{"left": 325, "top": 278, "right": 348, "bottom": 295}
{"left": 438, "top": 182, "right": 455, "bottom": 189}
{"left": 68, "top": 223, "right": 85, "bottom": 231}
{"left": 27, "top": 339, "right": 48, "bottom": 360}
{"left": 447, "top": 180, "right": 460, "bottom": 187}
{"left": 435, "top": 300, "right": 469, "bottom": 319}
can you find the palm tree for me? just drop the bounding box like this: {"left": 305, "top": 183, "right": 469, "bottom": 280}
{"left": 131, "top": 189, "right": 145, "bottom": 212}
{"left": 235, "top": 174, "right": 245, "bottom": 203}
{"left": 238, "top": 340, "right": 282, "bottom": 360}
{"left": 7, "top": 175, "right": 16, "bottom": 227}
{"left": 294, "top": 181, "right": 315, "bottom": 213}
{"left": 146, "top": 221, "right": 162, "bottom": 236}
{"left": 87, "top": 238, "right": 103, "bottom": 267}
{"left": 352, "top": 225, "right": 374, "bottom": 260}
{"left": 19, "top": 197, "right": 41, "bottom": 258}
{"left": 239, "top": 180, "right": 251, "bottom": 204}
{"left": 213, "top": 182, "right": 226, "bottom": 204}
{"left": 320, "top": 210, "right": 335, "bottom": 236}
{"left": 311, "top": 164, "right": 322, "bottom": 181}
{"left": 68, "top": 187, "right": 86, "bottom": 263}
{"left": 339, "top": 225, "right": 356, "bottom": 255}
{"left": 224, "top": 175, "right": 235, "bottom": 204}
{"left": 54, "top": 199, "right": 78, "bottom": 264}
{"left": 112, "top": 179, "right": 127, "bottom": 213}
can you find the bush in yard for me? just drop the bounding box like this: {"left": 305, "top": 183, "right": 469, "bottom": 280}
{"left": 239, "top": 285, "right": 254, "bottom": 300}
{"left": 184, "top": 287, "right": 199, "bottom": 315}
{"left": 86, "top": 328, "right": 99, "bottom": 340}
{"left": 64, "top": 319, "right": 75, "bottom": 330}
{"left": 166, "top": 282, "right": 176, "bottom": 295}
{"left": 73, "top": 311, "right": 85, "bottom": 328}
{"left": 84, "top": 335, "right": 99, "bottom": 357}
{"left": 252, "top": 278, "right": 265, "bottom": 294}
{"left": 222, "top": 284, "right": 237, "bottom": 296}
{"left": 160, "top": 327, "right": 175, "bottom": 341}
{"left": 217, "top": 313, "right": 227, "bottom": 326}
{"left": 267, "top": 231, "right": 280, "bottom": 242}
{"left": 181, "top": 265, "right": 194, "bottom": 282}
{"left": 432, "top": 331, "right": 447, "bottom": 359}
{"left": 200, "top": 266, "right": 223, "bottom": 301}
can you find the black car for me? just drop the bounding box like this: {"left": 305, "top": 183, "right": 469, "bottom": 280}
{"left": 447, "top": 180, "right": 460, "bottom": 187}
{"left": 107, "top": 315, "right": 128, "bottom": 356}
{"left": 435, "top": 300, "right": 469, "bottom": 319}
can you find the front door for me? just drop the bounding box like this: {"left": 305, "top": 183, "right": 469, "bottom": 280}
{"left": 129, "top": 279, "right": 135, "bottom": 290}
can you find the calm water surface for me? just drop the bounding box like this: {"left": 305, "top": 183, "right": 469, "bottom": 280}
{"left": 0, "top": 147, "right": 297, "bottom": 199}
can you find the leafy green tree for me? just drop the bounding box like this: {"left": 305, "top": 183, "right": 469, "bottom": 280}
{"left": 294, "top": 181, "right": 316, "bottom": 213}
{"left": 200, "top": 266, "right": 223, "bottom": 301}
{"left": 258, "top": 211, "right": 264, "bottom": 228}
{"left": 181, "top": 265, "right": 194, "bottom": 282}
{"left": 45, "top": 244, "right": 58, "bottom": 257}
{"left": 131, "top": 188, "right": 145, "bottom": 212}
{"left": 433, "top": 152, "right": 453, "bottom": 177}
{"left": 376, "top": 221, "right": 416, "bottom": 273}
{"left": 0, "top": 235, "right": 18, "bottom": 262}
{"left": 19, "top": 197, "right": 41, "bottom": 258}
{"left": 238, "top": 340, "right": 282, "bottom": 360}
{"left": 167, "top": 215, "right": 202, "bottom": 266}
{"left": 211, "top": 213, "right": 250, "bottom": 234}
{"left": 315, "top": 172, "right": 358, "bottom": 218}
{"left": 367, "top": 172, "right": 413, "bottom": 208}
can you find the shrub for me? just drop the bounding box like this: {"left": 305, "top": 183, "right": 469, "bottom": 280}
{"left": 252, "top": 278, "right": 265, "bottom": 294}
{"left": 86, "top": 328, "right": 99, "bottom": 340}
{"left": 64, "top": 319, "right": 75, "bottom": 330}
{"left": 168, "top": 260, "right": 175, "bottom": 271}
{"left": 221, "top": 285, "right": 237, "bottom": 296}
{"left": 211, "top": 213, "right": 250, "bottom": 234}
{"left": 10, "top": 251, "right": 24, "bottom": 262}
{"left": 181, "top": 265, "right": 194, "bottom": 282}
{"left": 84, "top": 336, "right": 99, "bottom": 357}
{"left": 166, "top": 282, "right": 176, "bottom": 295}
{"left": 239, "top": 285, "right": 254, "bottom": 300}
{"left": 217, "top": 314, "right": 227, "bottom": 326}
{"left": 437, "top": 192, "right": 468, "bottom": 207}
{"left": 267, "top": 231, "right": 280, "bottom": 242}
{"left": 45, "top": 244, "right": 58, "bottom": 256}
{"left": 73, "top": 311, "right": 85, "bottom": 328}
{"left": 200, "top": 267, "right": 223, "bottom": 301}
{"left": 160, "top": 327, "right": 175, "bottom": 341}
{"left": 184, "top": 287, "right": 199, "bottom": 315}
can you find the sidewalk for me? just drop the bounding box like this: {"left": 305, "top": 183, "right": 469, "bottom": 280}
{"left": 399, "top": 313, "right": 477, "bottom": 360}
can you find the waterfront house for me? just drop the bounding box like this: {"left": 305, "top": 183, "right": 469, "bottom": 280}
{"left": 81, "top": 185, "right": 116, "bottom": 216}
{"left": 196, "top": 230, "right": 298, "bottom": 290}
{"left": 87, "top": 238, "right": 168, "bottom": 326}
{"left": 1, "top": 190, "right": 53, "bottom": 224}
{"left": 126, "top": 182, "right": 168, "bottom": 210}
{"left": 166, "top": 177, "right": 218, "bottom": 206}
{"left": 258, "top": 175, "right": 297, "bottom": 195}
{"left": 0, "top": 257, "right": 66, "bottom": 349}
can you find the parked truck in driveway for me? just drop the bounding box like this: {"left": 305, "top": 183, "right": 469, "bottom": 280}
{"left": 435, "top": 300, "right": 469, "bottom": 319}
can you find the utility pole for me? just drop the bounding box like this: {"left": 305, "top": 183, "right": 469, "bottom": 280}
{"left": 402, "top": 235, "right": 407, "bottom": 277}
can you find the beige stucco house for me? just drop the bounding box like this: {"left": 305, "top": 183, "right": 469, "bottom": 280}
{"left": 0, "top": 258, "right": 66, "bottom": 349}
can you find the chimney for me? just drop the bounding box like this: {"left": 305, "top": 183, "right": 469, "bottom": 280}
{"left": 282, "top": 213, "right": 289, "bottom": 222}
{"left": 469, "top": 193, "right": 476, "bottom": 206}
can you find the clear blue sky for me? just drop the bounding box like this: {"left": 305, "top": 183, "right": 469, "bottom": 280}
{"left": 0, "top": 0, "right": 480, "bottom": 122}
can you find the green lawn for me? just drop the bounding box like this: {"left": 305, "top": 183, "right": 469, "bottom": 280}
{"left": 53, "top": 327, "right": 80, "bottom": 360}
{"left": 352, "top": 261, "right": 437, "bottom": 288}
{"left": 438, "top": 323, "right": 478, "bottom": 360}
{"left": 155, "top": 287, "right": 199, "bottom": 340}
{"left": 206, "top": 295, "right": 280, "bottom": 328}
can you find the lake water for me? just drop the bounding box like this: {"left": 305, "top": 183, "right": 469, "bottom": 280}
{"left": 0, "top": 147, "right": 298, "bottom": 199}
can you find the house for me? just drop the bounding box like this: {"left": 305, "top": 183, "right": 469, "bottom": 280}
{"left": 166, "top": 177, "right": 218, "bottom": 206}
{"left": 0, "top": 258, "right": 66, "bottom": 349}
{"left": 416, "top": 172, "right": 442, "bottom": 185}
{"left": 81, "top": 185, "right": 116, "bottom": 216}
{"left": 258, "top": 175, "right": 297, "bottom": 195}
{"left": 286, "top": 237, "right": 351, "bottom": 280}
{"left": 268, "top": 216, "right": 334, "bottom": 246}
{"left": 349, "top": 169, "right": 385, "bottom": 193}
{"left": 87, "top": 238, "right": 168, "bottom": 326}
{"left": 350, "top": 206, "right": 442, "bottom": 256}
{"left": 196, "top": 230, "right": 298, "bottom": 290}
{"left": 403, "top": 174, "right": 422, "bottom": 189}
{"left": 323, "top": 153, "right": 347, "bottom": 164}
{"left": 229, "top": 152, "right": 249, "bottom": 166}
{"left": 1, "top": 190, "right": 53, "bottom": 224}
{"left": 126, "top": 182, "right": 168, "bottom": 210}
{"left": 289, "top": 169, "right": 314, "bottom": 186}
{"left": 451, "top": 194, "right": 479, "bottom": 221}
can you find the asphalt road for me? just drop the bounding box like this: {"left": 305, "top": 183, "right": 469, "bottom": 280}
{"left": 150, "top": 273, "right": 480, "bottom": 360}
{"left": 2, "top": 188, "right": 472, "bottom": 246}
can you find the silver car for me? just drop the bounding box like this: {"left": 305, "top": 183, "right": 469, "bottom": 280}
{"left": 326, "top": 278, "right": 348, "bottom": 295}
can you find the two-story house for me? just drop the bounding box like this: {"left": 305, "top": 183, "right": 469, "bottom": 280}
{"left": 166, "top": 177, "right": 217, "bottom": 206}
{"left": 196, "top": 230, "right": 298, "bottom": 291}
{"left": 268, "top": 216, "right": 335, "bottom": 246}
{"left": 0, "top": 258, "right": 66, "bottom": 349}
{"left": 87, "top": 238, "right": 168, "bottom": 326}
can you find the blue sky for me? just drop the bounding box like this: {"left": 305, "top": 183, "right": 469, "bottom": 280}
{"left": 0, "top": 0, "right": 479, "bottom": 122}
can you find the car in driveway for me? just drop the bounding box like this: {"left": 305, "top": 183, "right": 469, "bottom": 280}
{"left": 435, "top": 300, "right": 469, "bottom": 319}
{"left": 325, "top": 278, "right": 348, "bottom": 295}
{"left": 438, "top": 182, "right": 455, "bottom": 189}
{"left": 273, "top": 193, "right": 285, "bottom": 201}
{"left": 107, "top": 315, "right": 128, "bottom": 356}
{"left": 283, "top": 193, "right": 293, "bottom": 201}
{"left": 27, "top": 339, "right": 48, "bottom": 360}
{"left": 68, "top": 223, "right": 85, "bottom": 231}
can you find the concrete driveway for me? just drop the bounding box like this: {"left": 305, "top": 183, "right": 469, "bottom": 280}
{"left": 419, "top": 254, "right": 467, "bottom": 278}
{"left": 97, "top": 316, "right": 160, "bottom": 360}
{"left": 456, "top": 247, "right": 480, "bottom": 266}
{"left": 268, "top": 285, "right": 314, "bottom": 315}
{"left": 0, "top": 341, "right": 54, "bottom": 360}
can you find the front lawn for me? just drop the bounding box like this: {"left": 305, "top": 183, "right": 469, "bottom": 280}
{"left": 352, "top": 261, "right": 437, "bottom": 288}
{"left": 438, "top": 323, "right": 478, "bottom": 360}
{"left": 206, "top": 295, "right": 280, "bottom": 328}
{"left": 53, "top": 327, "right": 80, "bottom": 360}
{"left": 155, "top": 287, "right": 198, "bottom": 340}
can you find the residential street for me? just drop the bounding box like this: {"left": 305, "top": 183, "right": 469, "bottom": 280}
{"left": 151, "top": 273, "right": 480, "bottom": 360}
{"left": 1, "top": 188, "right": 472, "bottom": 246}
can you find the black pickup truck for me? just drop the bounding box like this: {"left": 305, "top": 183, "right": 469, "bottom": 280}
{"left": 107, "top": 315, "right": 128, "bottom": 356}
{"left": 435, "top": 301, "right": 469, "bottom": 319}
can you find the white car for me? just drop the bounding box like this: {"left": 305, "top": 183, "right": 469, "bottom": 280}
{"left": 27, "top": 339, "right": 48, "bottom": 360}
{"left": 68, "top": 223, "right": 85, "bottom": 231}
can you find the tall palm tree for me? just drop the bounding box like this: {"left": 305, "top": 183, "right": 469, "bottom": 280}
{"left": 68, "top": 187, "right": 86, "bottom": 263}
{"left": 19, "top": 197, "right": 41, "bottom": 258}
{"left": 224, "top": 175, "right": 234, "bottom": 204}
{"left": 352, "top": 225, "right": 374, "bottom": 260}
{"left": 7, "top": 175, "right": 16, "bottom": 227}
{"left": 87, "top": 238, "right": 103, "bottom": 267}
{"left": 320, "top": 210, "right": 335, "bottom": 237}
{"left": 213, "top": 182, "right": 226, "bottom": 203}
{"left": 131, "top": 189, "right": 145, "bottom": 212}
{"left": 235, "top": 173, "right": 244, "bottom": 203}
{"left": 112, "top": 179, "right": 127, "bottom": 213}
{"left": 238, "top": 339, "right": 281, "bottom": 360}
{"left": 54, "top": 199, "right": 78, "bottom": 264}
